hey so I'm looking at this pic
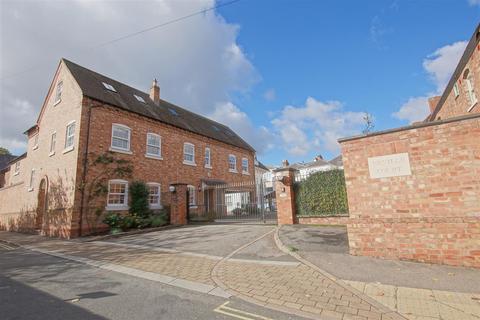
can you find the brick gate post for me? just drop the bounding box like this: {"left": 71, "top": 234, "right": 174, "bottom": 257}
{"left": 273, "top": 167, "right": 298, "bottom": 225}
{"left": 169, "top": 183, "right": 188, "bottom": 225}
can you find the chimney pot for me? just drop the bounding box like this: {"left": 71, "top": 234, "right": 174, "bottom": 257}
{"left": 150, "top": 78, "right": 160, "bottom": 105}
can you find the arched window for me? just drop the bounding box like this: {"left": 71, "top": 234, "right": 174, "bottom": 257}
{"left": 463, "top": 69, "right": 478, "bottom": 110}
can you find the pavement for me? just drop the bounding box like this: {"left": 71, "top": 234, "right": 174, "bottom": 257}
{"left": 279, "top": 225, "right": 480, "bottom": 320}
{"left": 1, "top": 224, "right": 479, "bottom": 320}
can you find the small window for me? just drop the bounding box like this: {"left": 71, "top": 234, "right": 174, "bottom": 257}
{"left": 183, "top": 143, "right": 195, "bottom": 164}
{"left": 14, "top": 162, "right": 20, "bottom": 175}
{"left": 187, "top": 185, "right": 196, "bottom": 206}
{"left": 453, "top": 82, "right": 460, "bottom": 98}
{"left": 205, "top": 148, "right": 211, "bottom": 168}
{"left": 102, "top": 82, "right": 117, "bottom": 92}
{"left": 169, "top": 108, "right": 178, "bottom": 116}
{"left": 134, "top": 94, "right": 145, "bottom": 103}
{"left": 147, "top": 183, "right": 161, "bottom": 208}
{"left": 28, "top": 169, "right": 35, "bottom": 191}
{"left": 242, "top": 158, "right": 249, "bottom": 173}
{"left": 107, "top": 180, "right": 128, "bottom": 209}
{"left": 64, "top": 121, "right": 76, "bottom": 150}
{"left": 111, "top": 124, "right": 131, "bottom": 152}
{"left": 32, "top": 134, "right": 39, "bottom": 150}
{"left": 54, "top": 81, "right": 63, "bottom": 104}
{"left": 50, "top": 132, "right": 56, "bottom": 155}
{"left": 464, "top": 70, "right": 478, "bottom": 108}
{"left": 228, "top": 154, "right": 237, "bottom": 172}
{"left": 146, "top": 133, "right": 161, "bottom": 158}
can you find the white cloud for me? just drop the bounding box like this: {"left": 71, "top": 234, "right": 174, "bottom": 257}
{"left": 263, "top": 88, "right": 276, "bottom": 102}
{"left": 0, "top": 0, "right": 259, "bottom": 154}
{"left": 209, "top": 102, "right": 274, "bottom": 154}
{"left": 468, "top": 0, "right": 480, "bottom": 6}
{"left": 272, "top": 97, "right": 365, "bottom": 156}
{"left": 393, "top": 40, "right": 467, "bottom": 123}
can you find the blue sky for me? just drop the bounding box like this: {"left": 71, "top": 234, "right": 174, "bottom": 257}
{"left": 1, "top": 0, "right": 479, "bottom": 166}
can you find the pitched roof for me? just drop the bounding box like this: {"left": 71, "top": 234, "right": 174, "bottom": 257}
{"left": 328, "top": 155, "right": 343, "bottom": 167}
{"left": 62, "top": 59, "right": 254, "bottom": 152}
{"left": 427, "top": 23, "right": 480, "bottom": 121}
{"left": 289, "top": 158, "right": 331, "bottom": 170}
{"left": 0, "top": 154, "right": 19, "bottom": 171}
{"left": 255, "top": 160, "right": 269, "bottom": 171}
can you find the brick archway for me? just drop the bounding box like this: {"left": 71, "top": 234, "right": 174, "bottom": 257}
{"left": 36, "top": 178, "right": 48, "bottom": 232}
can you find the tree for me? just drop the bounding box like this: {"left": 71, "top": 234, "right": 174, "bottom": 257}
{"left": 0, "top": 147, "right": 11, "bottom": 155}
{"left": 362, "top": 113, "right": 375, "bottom": 135}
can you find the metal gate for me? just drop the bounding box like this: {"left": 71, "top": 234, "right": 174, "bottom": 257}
{"left": 189, "top": 177, "right": 277, "bottom": 224}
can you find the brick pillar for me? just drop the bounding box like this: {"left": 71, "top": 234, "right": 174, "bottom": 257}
{"left": 274, "top": 168, "right": 298, "bottom": 225}
{"left": 169, "top": 183, "right": 188, "bottom": 225}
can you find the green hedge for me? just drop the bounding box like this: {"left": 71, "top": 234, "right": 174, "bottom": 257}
{"left": 294, "top": 169, "right": 349, "bottom": 216}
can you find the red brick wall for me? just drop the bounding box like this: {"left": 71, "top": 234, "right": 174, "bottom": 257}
{"left": 340, "top": 115, "right": 480, "bottom": 268}
{"left": 73, "top": 98, "right": 255, "bottom": 236}
{"left": 297, "top": 215, "right": 349, "bottom": 226}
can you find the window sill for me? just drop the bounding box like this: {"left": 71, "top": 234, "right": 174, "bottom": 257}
{"left": 189, "top": 205, "right": 198, "bottom": 209}
{"left": 229, "top": 169, "right": 238, "bottom": 173}
{"left": 63, "top": 146, "right": 74, "bottom": 154}
{"left": 145, "top": 154, "right": 163, "bottom": 160}
{"left": 49, "top": 151, "right": 55, "bottom": 157}
{"left": 13, "top": 172, "right": 19, "bottom": 176}
{"left": 205, "top": 165, "right": 212, "bottom": 169}
{"left": 467, "top": 101, "right": 478, "bottom": 112}
{"left": 105, "top": 205, "right": 129, "bottom": 211}
{"left": 149, "top": 205, "right": 163, "bottom": 210}
{"left": 28, "top": 187, "right": 34, "bottom": 192}
{"left": 32, "top": 145, "right": 38, "bottom": 150}
{"left": 242, "top": 171, "right": 250, "bottom": 175}
{"left": 53, "top": 99, "right": 61, "bottom": 106}
{"left": 183, "top": 161, "right": 197, "bottom": 166}
{"left": 109, "top": 147, "right": 133, "bottom": 155}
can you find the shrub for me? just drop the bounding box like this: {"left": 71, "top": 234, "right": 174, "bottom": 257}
{"left": 122, "top": 215, "right": 139, "bottom": 230}
{"left": 103, "top": 213, "right": 124, "bottom": 229}
{"left": 129, "top": 181, "right": 151, "bottom": 218}
{"left": 232, "top": 207, "right": 243, "bottom": 216}
{"left": 294, "top": 169, "right": 349, "bottom": 216}
{"left": 150, "top": 215, "right": 167, "bottom": 227}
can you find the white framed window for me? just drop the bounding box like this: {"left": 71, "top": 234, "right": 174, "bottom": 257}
{"left": 102, "top": 82, "right": 117, "bottom": 92}
{"left": 147, "top": 183, "right": 161, "bottom": 208}
{"left": 146, "top": 133, "right": 161, "bottom": 158}
{"left": 183, "top": 142, "right": 195, "bottom": 165}
{"left": 134, "top": 94, "right": 146, "bottom": 103}
{"left": 54, "top": 81, "right": 63, "bottom": 104}
{"left": 14, "top": 162, "right": 20, "bottom": 176}
{"left": 111, "top": 124, "right": 131, "bottom": 153}
{"left": 242, "top": 158, "right": 249, "bottom": 174}
{"left": 32, "top": 134, "right": 39, "bottom": 150}
{"left": 28, "top": 169, "right": 35, "bottom": 191}
{"left": 228, "top": 154, "right": 237, "bottom": 172}
{"left": 49, "top": 132, "right": 56, "bottom": 156}
{"left": 465, "top": 71, "right": 478, "bottom": 110}
{"left": 205, "top": 147, "right": 211, "bottom": 168}
{"left": 106, "top": 179, "right": 128, "bottom": 210}
{"left": 187, "top": 185, "right": 196, "bottom": 207}
{"left": 453, "top": 82, "right": 460, "bottom": 98}
{"left": 64, "top": 121, "right": 75, "bottom": 152}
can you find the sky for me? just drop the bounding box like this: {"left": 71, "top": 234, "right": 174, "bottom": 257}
{"left": 0, "top": 0, "right": 479, "bottom": 166}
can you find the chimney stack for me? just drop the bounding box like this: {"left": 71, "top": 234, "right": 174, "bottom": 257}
{"left": 150, "top": 78, "right": 160, "bottom": 105}
{"left": 282, "top": 159, "right": 289, "bottom": 167}
{"left": 428, "top": 96, "right": 441, "bottom": 113}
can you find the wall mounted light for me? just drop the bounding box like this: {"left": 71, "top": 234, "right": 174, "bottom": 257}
{"left": 169, "top": 185, "right": 176, "bottom": 193}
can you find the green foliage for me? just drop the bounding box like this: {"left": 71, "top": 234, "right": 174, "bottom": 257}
{"left": 103, "top": 213, "right": 124, "bottom": 229}
{"left": 150, "top": 214, "right": 167, "bottom": 228}
{"left": 129, "top": 181, "right": 151, "bottom": 218}
{"left": 232, "top": 208, "right": 243, "bottom": 216}
{"left": 294, "top": 169, "right": 349, "bottom": 216}
{"left": 0, "top": 147, "right": 11, "bottom": 155}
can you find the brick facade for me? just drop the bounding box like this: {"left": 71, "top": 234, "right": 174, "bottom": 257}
{"left": 297, "top": 215, "right": 349, "bottom": 226}
{"left": 340, "top": 115, "right": 480, "bottom": 268}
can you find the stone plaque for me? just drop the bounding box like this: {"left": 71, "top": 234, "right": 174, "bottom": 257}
{"left": 368, "top": 153, "right": 411, "bottom": 179}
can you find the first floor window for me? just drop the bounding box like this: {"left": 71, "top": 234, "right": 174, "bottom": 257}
{"left": 183, "top": 143, "right": 195, "bottom": 164}
{"left": 107, "top": 180, "right": 128, "bottom": 208}
{"left": 146, "top": 133, "right": 161, "bottom": 157}
{"left": 14, "top": 162, "right": 20, "bottom": 175}
{"left": 228, "top": 154, "right": 237, "bottom": 172}
{"left": 242, "top": 158, "right": 249, "bottom": 173}
{"left": 111, "top": 124, "right": 131, "bottom": 151}
{"left": 32, "top": 134, "right": 39, "bottom": 149}
{"left": 54, "top": 81, "right": 63, "bottom": 104}
{"left": 29, "top": 169, "right": 35, "bottom": 190}
{"left": 466, "top": 76, "right": 478, "bottom": 106}
{"left": 50, "top": 132, "right": 56, "bottom": 154}
{"left": 65, "top": 121, "right": 75, "bottom": 149}
{"left": 205, "top": 148, "right": 211, "bottom": 167}
{"left": 453, "top": 82, "right": 460, "bottom": 98}
{"left": 188, "top": 185, "right": 196, "bottom": 206}
{"left": 147, "top": 183, "right": 161, "bottom": 208}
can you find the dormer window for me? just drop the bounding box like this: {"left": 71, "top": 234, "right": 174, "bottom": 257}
{"left": 54, "top": 81, "right": 63, "bottom": 105}
{"left": 134, "top": 94, "right": 145, "bottom": 103}
{"left": 102, "top": 82, "right": 117, "bottom": 92}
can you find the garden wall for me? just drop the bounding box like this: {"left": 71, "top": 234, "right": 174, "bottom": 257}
{"left": 297, "top": 215, "right": 349, "bottom": 226}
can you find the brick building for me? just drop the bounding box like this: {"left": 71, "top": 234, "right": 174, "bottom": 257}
{"left": 0, "top": 59, "right": 255, "bottom": 238}
{"left": 339, "top": 24, "right": 480, "bottom": 267}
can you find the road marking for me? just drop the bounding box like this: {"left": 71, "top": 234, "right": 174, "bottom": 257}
{"left": 0, "top": 243, "right": 15, "bottom": 250}
{"left": 213, "top": 302, "right": 273, "bottom": 320}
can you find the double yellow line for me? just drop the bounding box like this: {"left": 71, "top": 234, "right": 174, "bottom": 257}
{"left": 213, "top": 301, "right": 273, "bottom": 320}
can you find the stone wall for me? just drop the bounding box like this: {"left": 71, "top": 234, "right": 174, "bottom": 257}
{"left": 339, "top": 114, "right": 480, "bottom": 268}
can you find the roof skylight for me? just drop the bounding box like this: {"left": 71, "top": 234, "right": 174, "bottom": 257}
{"left": 168, "top": 108, "right": 178, "bottom": 116}
{"left": 102, "top": 82, "right": 116, "bottom": 92}
{"left": 134, "top": 94, "right": 145, "bottom": 103}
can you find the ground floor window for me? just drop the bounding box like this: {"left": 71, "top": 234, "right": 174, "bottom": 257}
{"left": 147, "top": 183, "right": 161, "bottom": 208}
{"left": 107, "top": 180, "right": 128, "bottom": 209}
